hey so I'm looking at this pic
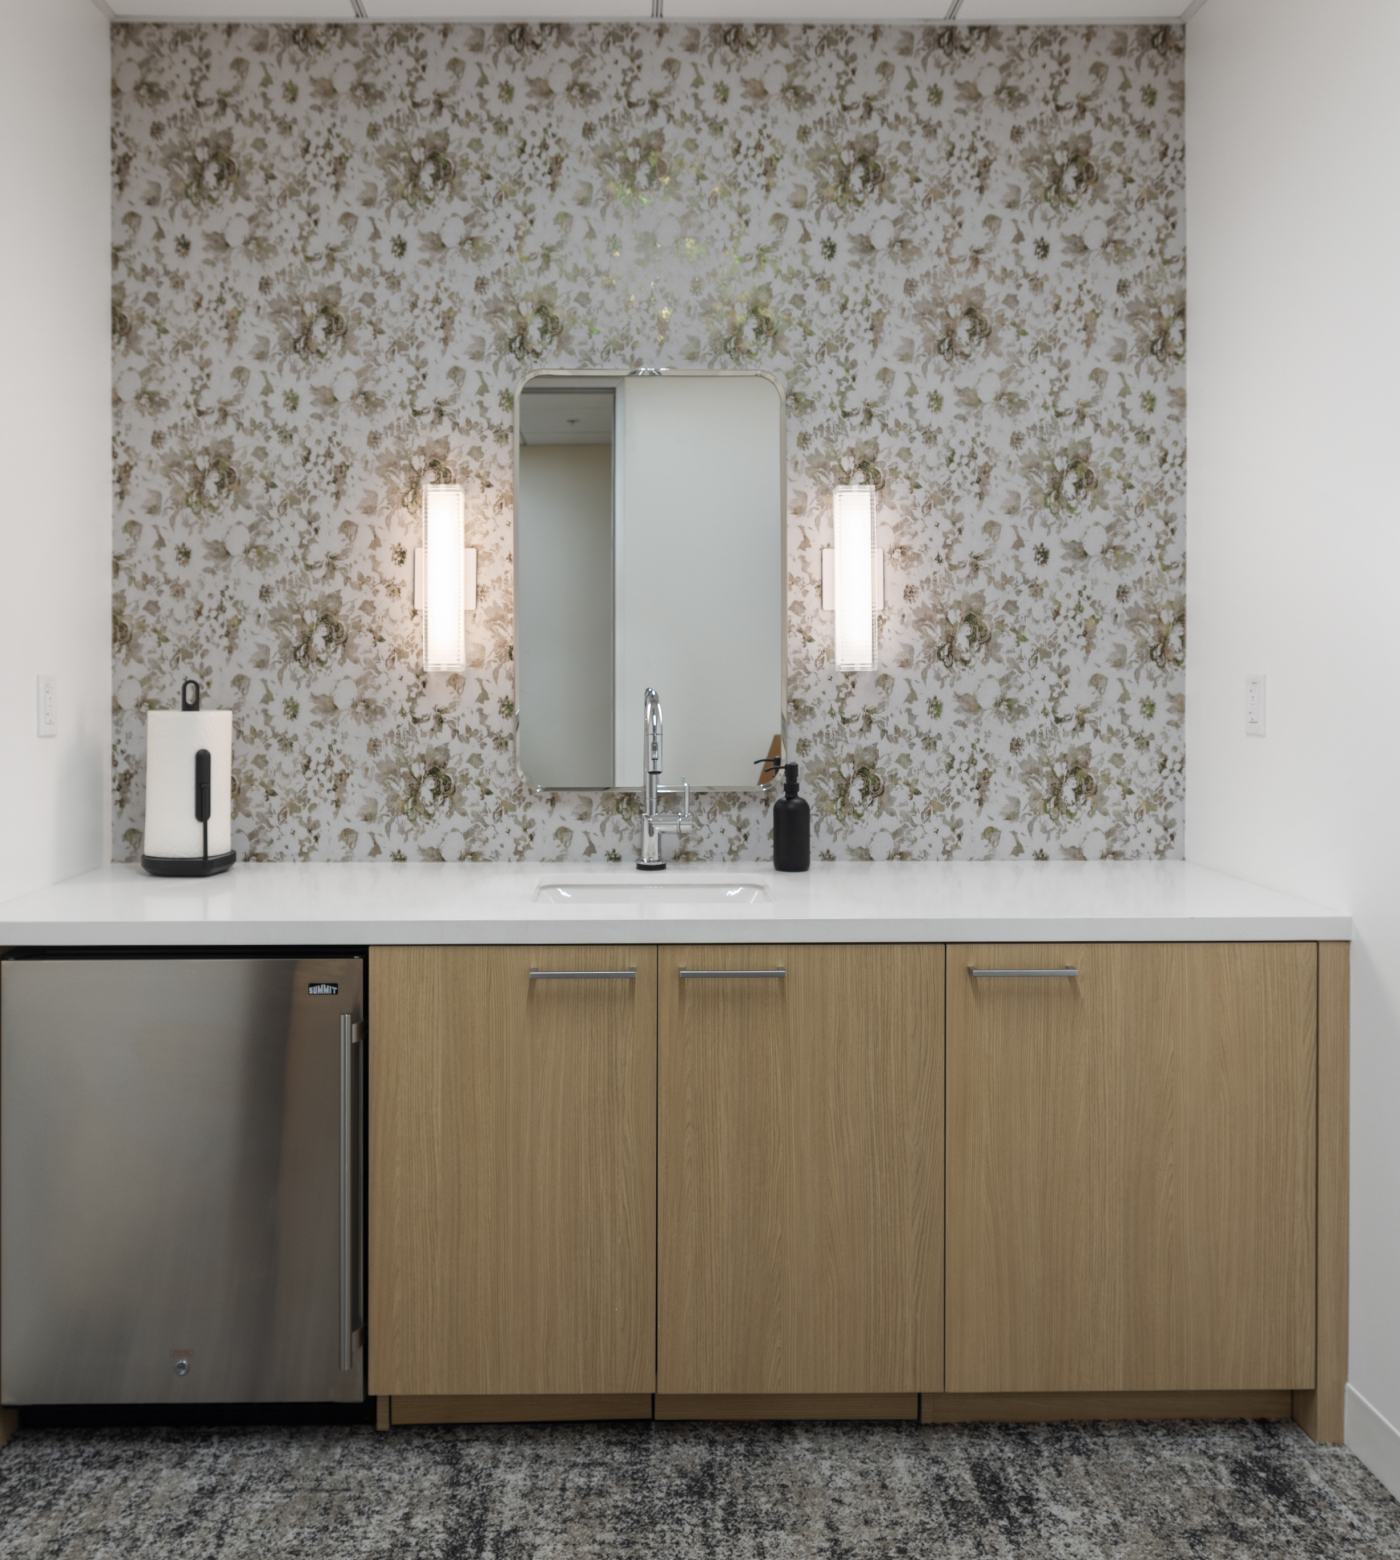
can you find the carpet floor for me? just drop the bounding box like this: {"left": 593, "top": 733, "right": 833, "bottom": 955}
{"left": 1, "top": 1418, "right": 1397, "bottom": 1559}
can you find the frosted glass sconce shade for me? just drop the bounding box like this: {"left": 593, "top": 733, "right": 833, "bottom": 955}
{"left": 422, "top": 484, "right": 468, "bottom": 669}
{"left": 831, "top": 485, "right": 878, "bottom": 671}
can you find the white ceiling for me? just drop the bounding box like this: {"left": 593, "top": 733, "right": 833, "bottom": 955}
{"left": 358, "top": 0, "right": 651, "bottom": 14}
{"left": 106, "top": 0, "right": 354, "bottom": 14}
{"left": 957, "top": 0, "right": 1189, "bottom": 17}
{"left": 520, "top": 388, "right": 616, "bottom": 446}
{"left": 104, "top": 0, "right": 1204, "bottom": 21}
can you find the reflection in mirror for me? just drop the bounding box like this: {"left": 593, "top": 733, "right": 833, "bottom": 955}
{"left": 515, "top": 373, "right": 784, "bottom": 792}
{"left": 516, "top": 385, "right": 616, "bottom": 787}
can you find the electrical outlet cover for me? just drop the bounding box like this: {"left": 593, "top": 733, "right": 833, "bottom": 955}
{"left": 36, "top": 675, "right": 57, "bottom": 738}
{"left": 1245, "top": 674, "right": 1267, "bottom": 738}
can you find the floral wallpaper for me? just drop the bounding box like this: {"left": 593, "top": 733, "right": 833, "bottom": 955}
{"left": 111, "top": 20, "right": 1185, "bottom": 863}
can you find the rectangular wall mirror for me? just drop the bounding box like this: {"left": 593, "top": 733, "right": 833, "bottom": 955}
{"left": 515, "top": 371, "right": 784, "bottom": 791}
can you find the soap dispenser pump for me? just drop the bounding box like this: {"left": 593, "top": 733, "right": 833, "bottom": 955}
{"left": 756, "top": 758, "right": 810, "bottom": 872}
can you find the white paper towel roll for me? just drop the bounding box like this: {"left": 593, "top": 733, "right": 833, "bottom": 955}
{"left": 143, "top": 708, "right": 233, "bottom": 861}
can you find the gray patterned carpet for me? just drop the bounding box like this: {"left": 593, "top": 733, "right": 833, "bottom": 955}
{"left": 1, "top": 1419, "right": 1398, "bottom": 1560}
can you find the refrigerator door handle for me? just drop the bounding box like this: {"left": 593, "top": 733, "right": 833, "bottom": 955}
{"left": 338, "top": 1014, "right": 358, "bottom": 1374}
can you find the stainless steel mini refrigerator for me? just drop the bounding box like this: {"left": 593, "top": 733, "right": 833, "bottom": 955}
{"left": 1, "top": 955, "right": 364, "bottom": 1405}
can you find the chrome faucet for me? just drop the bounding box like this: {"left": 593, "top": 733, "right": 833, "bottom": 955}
{"left": 638, "top": 687, "right": 690, "bottom": 870}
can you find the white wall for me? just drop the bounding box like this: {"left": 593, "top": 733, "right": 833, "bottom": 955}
{"left": 1187, "top": 0, "right": 1400, "bottom": 1494}
{"left": 0, "top": 0, "right": 111, "bottom": 903}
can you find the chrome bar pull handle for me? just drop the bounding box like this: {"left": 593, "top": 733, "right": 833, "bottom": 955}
{"left": 678, "top": 969, "right": 787, "bottom": 980}
{"left": 528, "top": 969, "right": 637, "bottom": 981}
{"left": 338, "top": 1014, "right": 357, "bottom": 1374}
{"left": 969, "top": 967, "right": 1079, "bottom": 979}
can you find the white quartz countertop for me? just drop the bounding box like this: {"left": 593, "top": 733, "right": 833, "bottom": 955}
{"left": 0, "top": 861, "right": 1349, "bottom": 947}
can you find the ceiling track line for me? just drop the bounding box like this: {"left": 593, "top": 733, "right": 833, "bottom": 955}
{"left": 351, "top": 0, "right": 368, "bottom": 15}
{"left": 1181, "top": 0, "right": 1210, "bottom": 18}
{"left": 946, "top": 0, "right": 965, "bottom": 17}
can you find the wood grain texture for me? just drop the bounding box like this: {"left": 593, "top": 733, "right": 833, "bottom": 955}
{"left": 657, "top": 1394, "right": 916, "bottom": 1421}
{"left": 1, "top": 953, "right": 15, "bottom": 1447}
{"left": 946, "top": 944, "right": 1317, "bottom": 1393}
{"left": 1294, "top": 942, "right": 1349, "bottom": 1444}
{"left": 921, "top": 1391, "right": 1292, "bottom": 1424}
{"left": 390, "top": 1394, "right": 652, "bottom": 1425}
{"left": 658, "top": 945, "right": 942, "bottom": 1395}
{"left": 374, "top": 1397, "right": 391, "bottom": 1433}
{"left": 369, "top": 947, "right": 656, "bottom": 1397}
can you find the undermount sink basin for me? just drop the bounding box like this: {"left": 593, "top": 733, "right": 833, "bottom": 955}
{"left": 535, "top": 879, "right": 769, "bottom": 906}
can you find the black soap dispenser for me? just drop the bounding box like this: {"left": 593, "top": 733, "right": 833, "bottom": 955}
{"left": 759, "top": 760, "right": 810, "bottom": 872}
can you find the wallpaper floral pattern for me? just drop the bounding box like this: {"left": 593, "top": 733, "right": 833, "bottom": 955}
{"left": 111, "top": 21, "right": 1185, "bottom": 863}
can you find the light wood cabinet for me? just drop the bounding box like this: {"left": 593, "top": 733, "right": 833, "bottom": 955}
{"left": 365, "top": 936, "right": 1344, "bottom": 1440}
{"left": 657, "top": 945, "right": 943, "bottom": 1395}
{"left": 368, "top": 946, "right": 656, "bottom": 1398}
{"left": 944, "top": 943, "right": 1317, "bottom": 1394}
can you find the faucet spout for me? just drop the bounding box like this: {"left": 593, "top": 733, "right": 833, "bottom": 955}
{"left": 638, "top": 686, "right": 689, "bottom": 870}
{"left": 643, "top": 687, "right": 663, "bottom": 775}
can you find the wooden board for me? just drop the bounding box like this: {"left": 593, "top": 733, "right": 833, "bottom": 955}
{"left": 945, "top": 944, "right": 1317, "bottom": 1393}
{"left": 922, "top": 1391, "right": 1292, "bottom": 1424}
{"left": 658, "top": 945, "right": 942, "bottom": 1394}
{"left": 369, "top": 947, "right": 656, "bottom": 1397}
{"left": 657, "top": 1394, "right": 916, "bottom": 1421}
{"left": 0, "top": 952, "right": 13, "bottom": 1447}
{"left": 1293, "top": 942, "right": 1349, "bottom": 1443}
{"left": 390, "top": 1394, "right": 652, "bottom": 1425}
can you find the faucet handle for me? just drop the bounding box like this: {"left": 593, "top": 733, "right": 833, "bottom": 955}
{"left": 659, "top": 780, "right": 691, "bottom": 825}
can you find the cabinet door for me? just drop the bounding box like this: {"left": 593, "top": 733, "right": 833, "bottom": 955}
{"left": 658, "top": 945, "right": 942, "bottom": 1395}
{"left": 369, "top": 946, "right": 656, "bottom": 1397}
{"left": 946, "top": 944, "right": 1316, "bottom": 1393}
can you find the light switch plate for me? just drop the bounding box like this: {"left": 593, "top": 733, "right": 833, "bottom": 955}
{"left": 36, "top": 675, "right": 57, "bottom": 738}
{"left": 1245, "top": 674, "right": 1267, "bottom": 738}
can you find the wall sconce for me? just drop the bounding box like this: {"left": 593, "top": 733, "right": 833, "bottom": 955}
{"left": 414, "top": 484, "right": 477, "bottom": 670}
{"left": 822, "top": 485, "right": 884, "bottom": 671}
